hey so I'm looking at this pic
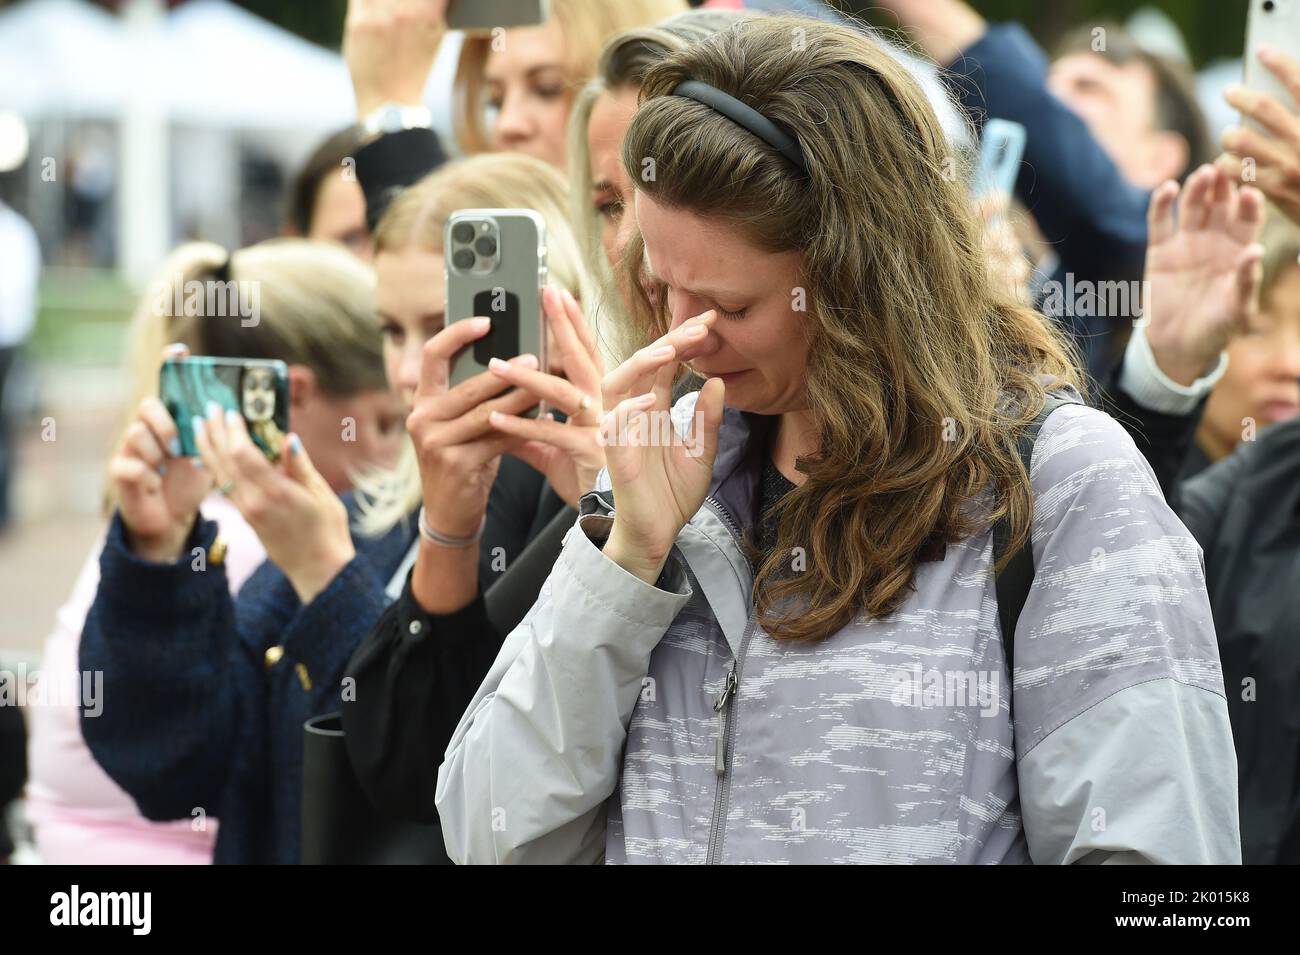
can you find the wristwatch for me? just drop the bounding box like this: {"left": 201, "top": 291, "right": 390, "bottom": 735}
{"left": 359, "top": 102, "right": 433, "bottom": 140}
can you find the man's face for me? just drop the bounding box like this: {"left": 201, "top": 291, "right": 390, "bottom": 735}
{"left": 1048, "top": 52, "right": 1184, "bottom": 189}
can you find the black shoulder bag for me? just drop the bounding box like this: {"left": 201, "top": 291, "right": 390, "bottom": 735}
{"left": 992, "top": 394, "right": 1080, "bottom": 671}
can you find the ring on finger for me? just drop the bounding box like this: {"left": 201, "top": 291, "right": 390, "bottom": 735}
{"left": 577, "top": 393, "right": 593, "bottom": 414}
{"left": 218, "top": 478, "right": 235, "bottom": 496}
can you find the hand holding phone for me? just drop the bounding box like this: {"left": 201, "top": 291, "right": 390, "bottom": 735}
{"left": 1219, "top": 2, "right": 1300, "bottom": 225}
{"left": 447, "top": 0, "right": 548, "bottom": 32}
{"left": 1241, "top": 0, "right": 1300, "bottom": 132}
{"left": 484, "top": 285, "right": 608, "bottom": 509}
{"left": 407, "top": 319, "right": 541, "bottom": 542}
{"left": 344, "top": 0, "right": 450, "bottom": 118}
{"left": 160, "top": 356, "right": 289, "bottom": 461}
{"left": 111, "top": 347, "right": 213, "bottom": 562}
{"left": 190, "top": 403, "right": 355, "bottom": 604}
{"left": 972, "top": 119, "right": 1026, "bottom": 203}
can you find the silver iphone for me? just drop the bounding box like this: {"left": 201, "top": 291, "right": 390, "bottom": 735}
{"left": 445, "top": 208, "right": 548, "bottom": 415}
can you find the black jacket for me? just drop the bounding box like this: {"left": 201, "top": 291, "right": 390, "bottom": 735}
{"left": 1104, "top": 358, "right": 1300, "bottom": 863}
{"left": 341, "top": 460, "right": 568, "bottom": 802}
{"left": 1173, "top": 416, "right": 1300, "bottom": 863}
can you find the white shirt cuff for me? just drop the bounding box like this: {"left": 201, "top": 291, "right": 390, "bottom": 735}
{"left": 1117, "top": 325, "right": 1228, "bottom": 416}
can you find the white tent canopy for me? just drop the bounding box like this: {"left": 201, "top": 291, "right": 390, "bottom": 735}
{"left": 0, "top": 0, "right": 128, "bottom": 119}
{"left": 0, "top": 0, "right": 459, "bottom": 132}
{"left": 161, "top": 0, "right": 354, "bottom": 130}
{"left": 2, "top": 0, "right": 462, "bottom": 281}
{"left": 0, "top": 0, "right": 354, "bottom": 130}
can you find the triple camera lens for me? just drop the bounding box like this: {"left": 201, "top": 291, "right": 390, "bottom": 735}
{"left": 451, "top": 219, "right": 498, "bottom": 271}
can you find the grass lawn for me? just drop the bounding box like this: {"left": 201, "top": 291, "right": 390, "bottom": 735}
{"left": 27, "top": 268, "right": 137, "bottom": 367}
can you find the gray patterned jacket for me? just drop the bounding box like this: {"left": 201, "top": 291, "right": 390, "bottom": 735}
{"left": 437, "top": 389, "right": 1241, "bottom": 864}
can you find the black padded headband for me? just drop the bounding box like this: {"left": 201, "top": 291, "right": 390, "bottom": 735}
{"left": 671, "top": 79, "right": 808, "bottom": 175}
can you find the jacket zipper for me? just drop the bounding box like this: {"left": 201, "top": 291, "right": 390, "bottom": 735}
{"left": 702, "top": 494, "right": 755, "bottom": 864}
{"left": 592, "top": 488, "right": 753, "bottom": 863}
{"left": 713, "top": 667, "right": 738, "bottom": 774}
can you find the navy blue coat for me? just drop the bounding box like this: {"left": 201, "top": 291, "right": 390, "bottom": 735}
{"left": 943, "top": 24, "right": 1152, "bottom": 380}
{"left": 79, "top": 458, "right": 559, "bottom": 864}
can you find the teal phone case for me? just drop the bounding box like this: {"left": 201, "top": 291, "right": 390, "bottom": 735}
{"left": 160, "top": 357, "right": 290, "bottom": 459}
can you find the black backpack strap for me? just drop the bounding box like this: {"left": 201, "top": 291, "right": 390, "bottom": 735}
{"left": 993, "top": 394, "right": 1080, "bottom": 670}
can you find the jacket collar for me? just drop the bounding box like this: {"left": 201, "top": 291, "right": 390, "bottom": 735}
{"left": 707, "top": 405, "right": 775, "bottom": 535}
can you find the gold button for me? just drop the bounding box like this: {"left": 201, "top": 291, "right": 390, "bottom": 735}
{"left": 209, "top": 536, "right": 227, "bottom": 567}
{"left": 295, "top": 663, "right": 313, "bottom": 692}
{"left": 264, "top": 645, "right": 284, "bottom": 670}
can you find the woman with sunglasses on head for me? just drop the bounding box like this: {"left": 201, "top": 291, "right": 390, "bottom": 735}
{"left": 436, "top": 15, "right": 1241, "bottom": 865}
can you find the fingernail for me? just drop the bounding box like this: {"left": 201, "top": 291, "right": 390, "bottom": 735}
{"left": 289, "top": 434, "right": 302, "bottom": 455}
{"left": 168, "top": 437, "right": 181, "bottom": 457}
{"left": 636, "top": 392, "right": 656, "bottom": 405}
{"left": 489, "top": 357, "right": 508, "bottom": 372}
{"left": 191, "top": 416, "right": 206, "bottom": 438}
{"left": 684, "top": 324, "right": 708, "bottom": 338}
{"left": 225, "top": 408, "right": 241, "bottom": 427}
{"left": 652, "top": 345, "right": 675, "bottom": 358}
{"left": 165, "top": 342, "right": 187, "bottom": 356}
{"left": 206, "top": 401, "right": 222, "bottom": 419}
{"left": 157, "top": 463, "right": 167, "bottom": 476}
{"left": 1259, "top": 43, "right": 1276, "bottom": 62}
{"left": 515, "top": 353, "right": 539, "bottom": 368}
{"left": 488, "top": 410, "right": 503, "bottom": 424}
{"left": 193, "top": 459, "right": 205, "bottom": 471}
{"left": 472, "top": 317, "right": 491, "bottom": 332}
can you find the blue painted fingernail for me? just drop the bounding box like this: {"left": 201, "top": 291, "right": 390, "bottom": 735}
{"left": 168, "top": 436, "right": 181, "bottom": 457}
{"left": 193, "top": 459, "right": 205, "bottom": 470}
{"left": 225, "top": 408, "right": 241, "bottom": 427}
{"left": 206, "top": 400, "right": 222, "bottom": 419}
{"left": 191, "top": 416, "right": 205, "bottom": 438}
{"left": 289, "top": 434, "right": 302, "bottom": 455}
{"left": 157, "top": 463, "right": 166, "bottom": 476}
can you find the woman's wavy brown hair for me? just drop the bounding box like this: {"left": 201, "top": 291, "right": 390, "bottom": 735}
{"left": 619, "top": 15, "right": 1084, "bottom": 642}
